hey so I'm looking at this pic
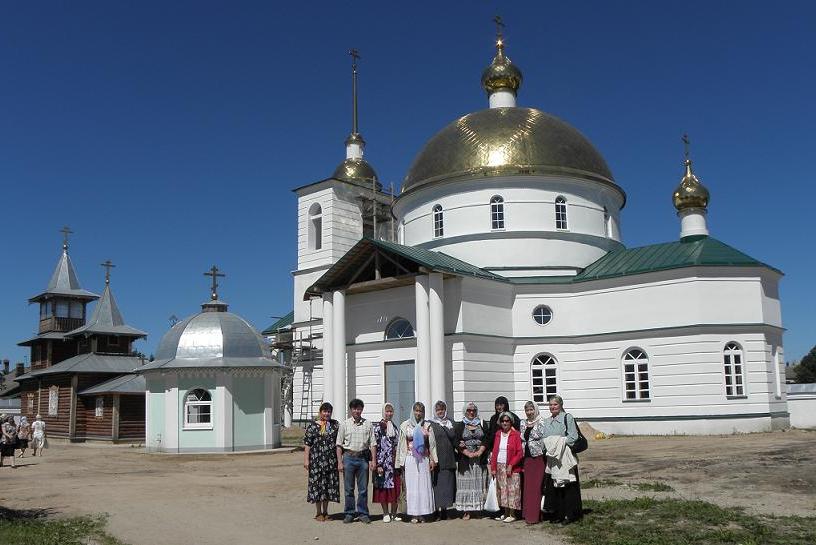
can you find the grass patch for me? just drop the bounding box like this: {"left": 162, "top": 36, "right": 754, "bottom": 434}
{"left": 581, "top": 479, "right": 674, "bottom": 491}
{"left": 559, "top": 498, "right": 816, "bottom": 545}
{"left": 582, "top": 479, "right": 623, "bottom": 488}
{"left": 0, "top": 507, "right": 126, "bottom": 545}
{"left": 631, "top": 481, "right": 674, "bottom": 492}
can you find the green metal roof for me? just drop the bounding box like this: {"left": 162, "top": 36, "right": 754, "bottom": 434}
{"left": 262, "top": 311, "right": 294, "bottom": 336}
{"left": 572, "top": 236, "right": 779, "bottom": 282}
{"left": 372, "top": 239, "right": 503, "bottom": 281}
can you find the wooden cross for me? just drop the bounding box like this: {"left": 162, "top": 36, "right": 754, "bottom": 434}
{"left": 203, "top": 265, "right": 225, "bottom": 300}
{"left": 100, "top": 260, "right": 116, "bottom": 284}
{"left": 60, "top": 225, "right": 73, "bottom": 249}
{"left": 682, "top": 133, "right": 691, "bottom": 160}
{"left": 493, "top": 15, "right": 505, "bottom": 40}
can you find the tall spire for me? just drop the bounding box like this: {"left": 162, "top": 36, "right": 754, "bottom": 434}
{"left": 481, "top": 15, "right": 523, "bottom": 108}
{"left": 345, "top": 48, "right": 365, "bottom": 160}
{"left": 201, "top": 265, "right": 228, "bottom": 312}
{"left": 32, "top": 227, "right": 99, "bottom": 302}
{"left": 673, "top": 134, "right": 711, "bottom": 239}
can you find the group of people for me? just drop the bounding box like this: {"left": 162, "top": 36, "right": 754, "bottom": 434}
{"left": 0, "top": 414, "right": 47, "bottom": 468}
{"left": 303, "top": 395, "right": 583, "bottom": 525}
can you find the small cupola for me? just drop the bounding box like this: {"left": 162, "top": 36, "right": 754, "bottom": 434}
{"left": 481, "top": 16, "right": 523, "bottom": 108}
{"left": 673, "top": 134, "right": 711, "bottom": 240}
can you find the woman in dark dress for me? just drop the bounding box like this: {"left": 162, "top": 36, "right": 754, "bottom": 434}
{"left": 429, "top": 400, "right": 457, "bottom": 520}
{"left": 453, "top": 402, "right": 488, "bottom": 520}
{"left": 303, "top": 402, "right": 340, "bottom": 521}
{"left": 541, "top": 395, "right": 583, "bottom": 525}
{"left": 373, "top": 402, "right": 402, "bottom": 523}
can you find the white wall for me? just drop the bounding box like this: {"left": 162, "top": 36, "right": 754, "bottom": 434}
{"left": 788, "top": 393, "right": 816, "bottom": 429}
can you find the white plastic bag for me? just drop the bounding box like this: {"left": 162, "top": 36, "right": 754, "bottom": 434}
{"left": 484, "top": 477, "right": 499, "bottom": 512}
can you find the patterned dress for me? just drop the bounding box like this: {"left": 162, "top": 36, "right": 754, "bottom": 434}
{"left": 455, "top": 424, "right": 487, "bottom": 512}
{"left": 304, "top": 419, "right": 340, "bottom": 503}
{"left": 373, "top": 420, "right": 401, "bottom": 503}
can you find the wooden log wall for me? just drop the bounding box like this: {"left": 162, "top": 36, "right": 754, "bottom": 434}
{"left": 78, "top": 394, "right": 113, "bottom": 439}
{"left": 118, "top": 395, "right": 145, "bottom": 440}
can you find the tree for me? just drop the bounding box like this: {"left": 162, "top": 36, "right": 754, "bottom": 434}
{"left": 794, "top": 345, "right": 816, "bottom": 383}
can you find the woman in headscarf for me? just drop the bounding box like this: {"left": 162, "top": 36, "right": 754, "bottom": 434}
{"left": 396, "top": 402, "right": 437, "bottom": 523}
{"left": 521, "top": 401, "right": 547, "bottom": 524}
{"left": 303, "top": 402, "right": 340, "bottom": 521}
{"left": 429, "top": 400, "right": 457, "bottom": 520}
{"left": 0, "top": 415, "right": 18, "bottom": 468}
{"left": 541, "top": 395, "right": 583, "bottom": 525}
{"left": 30, "top": 414, "right": 47, "bottom": 457}
{"left": 485, "top": 396, "right": 521, "bottom": 456}
{"left": 373, "top": 402, "right": 401, "bottom": 522}
{"left": 453, "top": 402, "right": 488, "bottom": 520}
{"left": 16, "top": 416, "right": 31, "bottom": 458}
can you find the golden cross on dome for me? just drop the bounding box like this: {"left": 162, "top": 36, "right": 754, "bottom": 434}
{"left": 59, "top": 225, "right": 73, "bottom": 250}
{"left": 682, "top": 133, "right": 691, "bottom": 161}
{"left": 203, "top": 265, "right": 225, "bottom": 300}
{"left": 100, "top": 260, "right": 116, "bottom": 284}
{"left": 493, "top": 15, "right": 505, "bottom": 44}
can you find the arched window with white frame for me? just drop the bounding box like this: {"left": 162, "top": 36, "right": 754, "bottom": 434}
{"left": 184, "top": 388, "right": 212, "bottom": 429}
{"left": 432, "top": 204, "right": 444, "bottom": 238}
{"left": 603, "top": 206, "right": 612, "bottom": 238}
{"left": 490, "top": 195, "right": 505, "bottom": 230}
{"left": 723, "top": 342, "right": 746, "bottom": 397}
{"left": 555, "top": 196, "right": 568, "bottom": 230}
{"left": 308, "top": 203, "right": 322, "bottom": 250}
{"left": 531, "top": 353, "right": 558, "bottom": 403}
{"left": 384, "top": 317, "right": 415, "bottom": 340}
{"left": 622, "top": 348, "right": 650, "bottom": 400}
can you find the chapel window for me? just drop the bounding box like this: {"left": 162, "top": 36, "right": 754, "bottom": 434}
{"left": 723, "top": 342, "right": 746, "bottom": 397}
{"left": 532, "top": 305, "right": 553, "bottom": 326}
{"left": 95, "top": 396, "right": 104, "bottom": 418}
{"left": 531, "top": 353, "right": 558, "bottom": 403}
{"left": 490, "top": 195, "right": 505, "bottom": 230}
{"left": 555, "top": 196, "right": 568, "bottom": 230}
{"left": 385, "top": 318, "right": 415, "bottom": 340}
{"left": 603, "top": 206, "right": 612, "bottom": 237}
{"left": 432, "top": 205, "right": 444, "bottom": 238}
{"left": 623, "top": 349, "right": 650, "bottom": 400}
{"left": 48, "top": 386, "right": 59, "bottom": 416}
{"left": 308, "top": 203, "right": 322, "bottom": 251}
{"left": 184, "top": 388, "right": 213, "bottom": 429}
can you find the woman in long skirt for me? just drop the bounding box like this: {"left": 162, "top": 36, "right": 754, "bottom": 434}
{"left": 0, "top": 415, "right": 18, "bottom": 468}
{"left": 429, "top": 400, "right": 457, "bottom": 520}
{"left": 521, "top": 401, "right": 547, "bottom": 524}
{"left": 373, "top": 402, "right": 402, "bottom": 523}
{"left": 541, "top": 395, "right": 583, "bottom": 524}
{"left": 303, "top": 402, "right": 340, "bottom": 521}
{"left": 16, "top": 417, "right": 31, "bottom": 458}
{"left": 396, "top": 402, "right": 438, "bottom": 523}
{"left": 489, "top": 412, "right": 523, "bottom": 523}
{"left": 454, "top": 402, "right": 487, "bottom": 520}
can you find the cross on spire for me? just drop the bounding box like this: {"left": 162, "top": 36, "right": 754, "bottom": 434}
{"left": 60, "top": 226, "right": 73, "bottom": 250}
{"left": 493, "top": 15, "right": 505, "bottom": 44}
{"left": 349, "top": 48, "right": 360, "bottom": 135}
{"left": 100, "top": 259, "right": 116, "bottom": 285}
{"left": 682, "top": 133, "right": 691, "bottom": 161}
{"left": 204, "top": 265, "right": 225, "bottom": 301}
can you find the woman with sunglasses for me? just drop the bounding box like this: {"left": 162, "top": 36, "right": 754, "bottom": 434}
{"left": 453, "top": 402, "right": 487, "bottom": 520}
{"left": 488, "top": 412, "right": 523, "bottom": 523}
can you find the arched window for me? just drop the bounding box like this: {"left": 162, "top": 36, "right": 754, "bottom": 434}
{"left": 308, "top": 203, "right": 322, "bottom": 250}
{"left": 490, "top": 195, "right": 505, "bottom": 230}
{"left": 432, "top": 204, "right": 444, "bottom": 238}
{"left": 723, "top": 342, "right": 746, "bottom": 397}
{"left": 385, "top": 318, "right": 415, "bottom": 340}
{"left": 603, "top": 206, "right": 612, "bottom": 238}
{"left": 184, "top": 388, "right": 212, "bottom": 429}
{"left": 623, "top": 349, "right": 650, "bottom": 400}
{"left": 555, "top": 196, "right": 568, "bottom": 230}
{"left": 531, "top": 353, "right": 557, "bottom": 403}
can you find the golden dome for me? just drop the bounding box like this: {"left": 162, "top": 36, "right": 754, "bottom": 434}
{"left": 401, "top": 107, "right": 622, "bottom": 200}
{"left": 481, "top": 41, "right": 523, "bottom": 95}
{"left": 332, "top": 157, "right": 381, "bottom": 190}
{"left": 672, "top": 159, "right": 710, "bottom": 210}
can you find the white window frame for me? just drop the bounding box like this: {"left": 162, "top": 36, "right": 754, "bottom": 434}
{"left": 532, "top": 305, "right": 553, "bottom": 326}
{"left": 555, "top": 196, "right": 568, "bottom": 230}
{"left": 308, "top": 203, "right": 322, "bottom": 251}
{"left": 183, "top": 388, "right": 213, "bottom": 430}
{"left": 622, "top": 348, "right": 651, "bottom": 401}
{"left": 384, "top": 317, "right": 415, "bottom": 340}
{"left": 531, "top": 353, "right": 558, "bottom": 404}
{"left": 95, "top": 396, "right": 104, "bottom": 418}
{"left": 432, "top": 204, "right": 444, "bottom": 238}
{"left": 27, "top": 393, "right": 35, "bottom": 413}
{"left": 723, "top": 342, "right": 747, "bottom": 398}
{"left": 490, "top": 195, "right": 505, "bottom": 230}
{"left": 603, "top": 206, "right": 612, "bottom": 238}
{"left": 48, "top": 386, "right": 59, "bottom": 416}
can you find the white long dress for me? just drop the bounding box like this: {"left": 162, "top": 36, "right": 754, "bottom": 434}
{"left": 396, "top": 420, "right": 438, "bottom": 516}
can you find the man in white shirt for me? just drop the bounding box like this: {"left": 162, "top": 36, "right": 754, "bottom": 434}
{"left": 335, "top": 398, "right": 376, "bottom": 523}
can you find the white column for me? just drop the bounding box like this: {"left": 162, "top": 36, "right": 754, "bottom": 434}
{"left": 322, "top": 293, "right": 334, "bottom": 406}
{"left": 332, "top": 290, "right": 347, "bottom": 415}
{"left": 489, "top": 89, "right": 516, "bottom": 108}
{"left": 165, "top": 374, "right": 179, "bottom": 453}
{"left": 679, "top": 208, "right": 709, "bottom": 238}
{"left": 773, "top": 347, "right": 783, "bottom": 399}
{"left": 415, "top": 275, "right": 431, "bottom": 410}
{"left": 429, "top": 273, "right": 446, "bottom": 405}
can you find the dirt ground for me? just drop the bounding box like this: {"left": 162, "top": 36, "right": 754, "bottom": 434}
{"left": 1, "top": 429, "right": 814, "bottom": 545}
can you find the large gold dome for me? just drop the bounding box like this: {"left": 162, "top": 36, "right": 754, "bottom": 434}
{"left": 401, "top": 107, "right": 622, "bottom": 199}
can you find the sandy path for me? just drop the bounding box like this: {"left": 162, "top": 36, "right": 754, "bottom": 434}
{"left": 1, "top": 429, "right": 814, "bottom": 545}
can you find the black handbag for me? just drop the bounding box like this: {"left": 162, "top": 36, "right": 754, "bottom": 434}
{"left": 565, "top": 413, "right": 588, "bottom": 454}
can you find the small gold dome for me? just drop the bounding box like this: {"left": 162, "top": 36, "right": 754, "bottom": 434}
{"left": 332, "top": 157, "right": 381, "bottom": 190}
{"left": 481, "top": 41, "right": 523, "bottom": 95}
{"left": 672, "top": 159, "right": 710, "bottom": 210}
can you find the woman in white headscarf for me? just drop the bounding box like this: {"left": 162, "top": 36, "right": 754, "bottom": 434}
{"left": 373, "top": 402, "right": 401, "bottom": 522}
{"left": 396, "top": 402, "right": 438, "bottom": 523}
{"left": 30, "top": 414, "right": 47, "bottom": 457}
{"left": 453, "top": 402, "right": 488, "bottom": 519}
{"left": 429, "top": 400, "right": 457, "bottom": 519}
{"left": 521, "top": 401, "right": 547, "bottom": 524}
{"left": 16, "top": 416, "right": 31, "bottom": 458}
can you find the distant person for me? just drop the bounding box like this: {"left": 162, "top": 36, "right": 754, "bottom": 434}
{"left": 541, "top": 396, "right": 583, "bottom": 525}
{"left": 30, "top": 415, "right": 47, "bottom": 457}
{"left": 485, "top": 396, "right": 521, "bottom": 456}
{"left": 453, "top": 402, "right": 487, "bottom": 520}
{"left": 489, "top": 412, "right": 523, "bottom": 523}
{"left": 335, "top": 398, "right": 376, "bottom": 524}
{"left": 373, "top": 402, "right": 401, "bottom": 523}
{"left": 0, "top": 415, "right": 18, "bottom": 468}
{"left": 16, "top": 416, "right": 31, "bottom": 458}
{"left": 521, "top": 401, "right": 547, "bottom": 524}
{"left": 396, "top": 402, "right": 437, "bottom": 523}
{"left": 303, "top": 402, "right": 340, "bottom": 521}
{"left": 429, "top": 400, "right": 457, "bottom": 520}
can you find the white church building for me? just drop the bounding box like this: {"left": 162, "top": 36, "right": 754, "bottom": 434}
{"left": 276, "top": 31, "right": 788, "bottom": 435}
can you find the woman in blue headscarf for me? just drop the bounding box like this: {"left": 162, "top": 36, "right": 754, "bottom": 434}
{"left": 396, "top": 402, "right": 438, "bottom": 523}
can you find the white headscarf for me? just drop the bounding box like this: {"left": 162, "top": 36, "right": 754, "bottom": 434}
{"left": 462, "top": 401, "right": 481, "bottom": 426}
{"left": 431, "top": 400, "right": 453, "bottom": 429}
{"left": 524, "top": 400, "right": 543, "bottom": 426}
{"left": 382, "top": 402, "right": 397, "bottom": 438}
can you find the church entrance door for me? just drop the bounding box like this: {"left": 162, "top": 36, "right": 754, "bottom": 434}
{"left": 384, "top": 360, "right": 415, "bottom": 424}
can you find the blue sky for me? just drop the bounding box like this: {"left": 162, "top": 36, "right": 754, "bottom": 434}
{"left": 1, "top": 1, "right": 814, "bottom": 364}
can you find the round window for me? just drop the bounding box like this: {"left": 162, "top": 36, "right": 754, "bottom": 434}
{"left": 532, "top": 305, "right": 553, "bottom": 325}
